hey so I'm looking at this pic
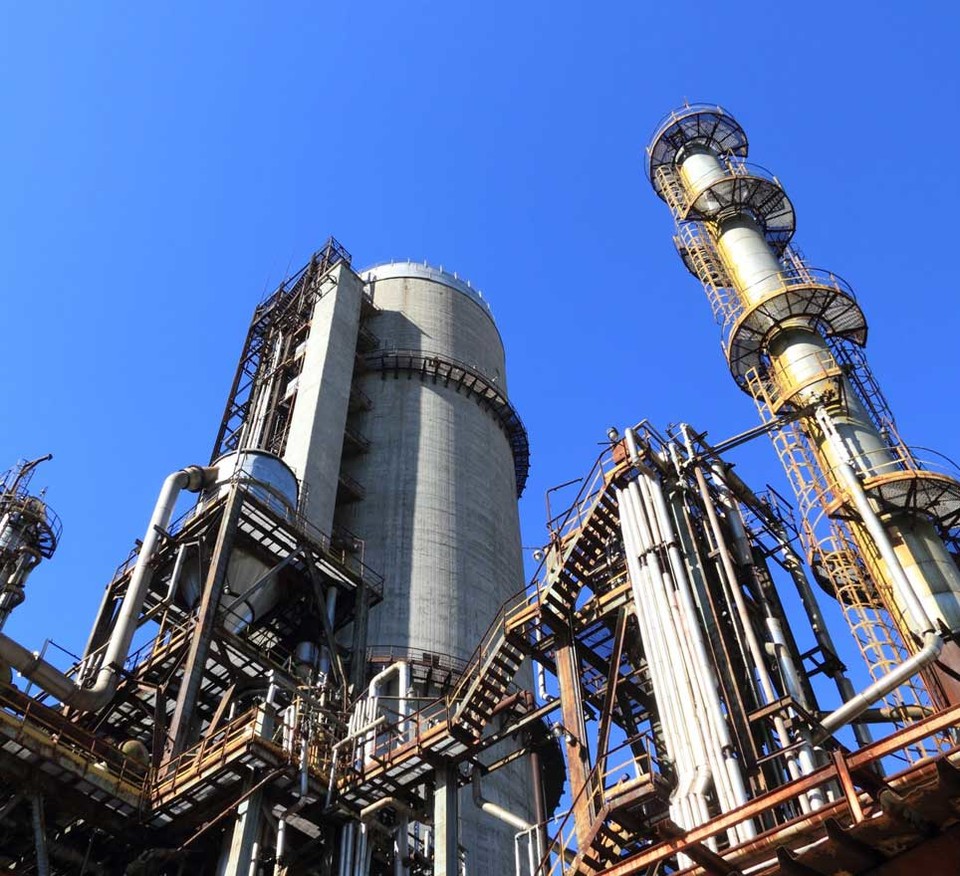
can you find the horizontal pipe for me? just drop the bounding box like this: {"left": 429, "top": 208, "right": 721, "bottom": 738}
{"left": 275, "top": 735, "right": 310, "bottom": 873}
{"left": 0, "top": 465, "right": 215, "bottom": 711}
{"left": 853, "top": 705, "right": 932, "bottom": 723}
{"left": 360, "top": 795, "right": 416, "bottom": 821}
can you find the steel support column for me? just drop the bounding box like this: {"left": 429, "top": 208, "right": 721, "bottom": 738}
{"left": 216, "top": 781, "right": 265, "bottom": 876}
{"left": 555, "top": 639, "right": 595, "bottom": 846}
{"left": 433, "top": 763, "right": 460, "bottom": 876}
{"left": 165, "top": 489, "right": 243, "bottom": 761}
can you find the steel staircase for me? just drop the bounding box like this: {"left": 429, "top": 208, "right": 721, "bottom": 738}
{"left": 333, "top": 463, "right": 631, "bottom": 822}
{"left": 451, "top": 478, "right": 622, "bottom": 740}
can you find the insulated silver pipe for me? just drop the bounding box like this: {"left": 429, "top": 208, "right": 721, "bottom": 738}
{"left": 819, "top": 631, "right": 942, "bottom": 738}
{"left": 621, "top": 478, "right": 712, "bottom": 843}
{"left": 471, "top": 773, "right": 535, "bottom": 834}
{"left": 635, "top": 475, "right": 718, "bottom": 835}
{"left": 275, "top": 732, "right": 310, "bottom": 874}
{"left": 639, "top": 470, "right": 746, "bottom": 847}
{"left": 618, "top": 487, "right": 690, "bottom": 828}
{"left": 0, "top": 465, "right": 216, "bottom": 711}
{"left": 816, "top": 408, "right": 936, "bottom": 636}
{"left": 641, "top": 466, "right": 756, "bottom": 840}
{"left": 624, "top": 484, "right": 695, "bottom": 815}
{"left": 762, "top": 517, "right": 875, "bottom": 748}
{"left": 325, "top": 715, "right": 387, "bottom": 807}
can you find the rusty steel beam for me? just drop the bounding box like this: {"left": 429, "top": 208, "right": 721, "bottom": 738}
{"left": 831, "top": 749, "right": 864, "bottom": 823}
{"left": 595, "top": 607, "right": 628, "bottom": 785}
{"left": 597, "top": 704, "right": 960, "bottom": 876}
{"left": 657, "top": 820, "right": 742, "bottom": 875}
{"left": 164, "top": 490, "right": 242, "bottom": 762}
{"left": 555, "top": 639, "right": 596, "bottom": 847}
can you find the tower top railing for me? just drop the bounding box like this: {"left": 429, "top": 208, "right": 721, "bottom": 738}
{"left": 646, "top": 102, "right": 748, "bottom": 185}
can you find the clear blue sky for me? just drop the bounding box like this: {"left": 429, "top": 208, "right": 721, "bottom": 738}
{"left": 2, "top": 2, "right": 959, "bottom": 705}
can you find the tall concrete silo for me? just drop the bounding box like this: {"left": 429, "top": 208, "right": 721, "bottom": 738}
{"left": 341, "top": 262, "right": 527, "bottom": 664}
{"left": 340, "top": 261, "right": 534, "bottom": 875}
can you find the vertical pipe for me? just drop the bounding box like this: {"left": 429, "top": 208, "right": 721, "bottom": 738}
{"left": 816, "top": 409, "right": 935, "bottom": 636}
{"left": 394, "top": 819, "right": 408, "bottom": 876}
{"left": 690, "top": 452, "right": 822, "bottom": 809}
{"left": 30, "top": 794, "right": 49, "bottom": 876}
{"left": 528, "top": 749, "right": 548, "bottom": 866}
{"left": 338, "top": 824, "right": 354, "bottom": 876}
{"left": 637, "top": 474, "right": 732, "bottom": 844}
{"left": 318, "top": 589, "right": 339, "bottom": 680}
{"left": 774, "top": 527, "right": 875, "bottom": 748}
{"left": 620, "top": 482, "right": 700, "bottom": 856}
{"left": 433, "top": 765, "right": 459, "bottom": 876}
{"left": 398, "top": 661, "right": 410, "bottom": 743}
{"left": 354, "top": 823, "right": 368, "bottom": 876}
{"left": 644, "top": 470, "right": 752, "bottom": 818}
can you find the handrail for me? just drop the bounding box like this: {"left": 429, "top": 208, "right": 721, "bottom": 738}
{"left": 447, "top": 586, "right": 536, "bottom": 707}
{"left": 534, "top": 732, "right": 661, "bottom": 875}
{"left": 545, "top": 443, "right": 622, "bottom": 541}
{"left": 107, "top": 483, "right": 385, "bottom": 597}
{"left": 600, "top": 703, "right": 960, "bottom": 874}
{"left": 646, "top": 103, "right": 746, "bottom": 182}
{"left": 152, "top": 706, "right": 263, "bottom": 798}
{"left": 0, "top": 684, "right": 148, "bottom": 791}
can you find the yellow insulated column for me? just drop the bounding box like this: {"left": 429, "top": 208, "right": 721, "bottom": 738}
{"left": 647, "top": 104, "right": 960, "bottom": 706}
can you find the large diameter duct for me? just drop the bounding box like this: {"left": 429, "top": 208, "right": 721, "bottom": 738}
{"left": 340, "top": 262, "right": 533, "bottom": 876}
{"left": 647, "top": 106, "right": 960, "bottom": 686}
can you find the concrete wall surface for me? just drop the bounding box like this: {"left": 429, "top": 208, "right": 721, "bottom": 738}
{"left": 342, "top": 265, "right": 535, "bottom": 873}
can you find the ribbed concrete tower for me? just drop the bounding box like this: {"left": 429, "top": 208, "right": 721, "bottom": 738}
{"left": 647, "top": 105, "right": 960, "bottom": 713}
{"left": 341, "top": 262, "right": 527, "bottom": 663}
{"left": 340, "top": 261, "right": 534, "bottom": 876}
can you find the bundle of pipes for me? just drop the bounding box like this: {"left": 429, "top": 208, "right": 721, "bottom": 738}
{"left": 618, "top": 426, "right": 827, "bottom": 856}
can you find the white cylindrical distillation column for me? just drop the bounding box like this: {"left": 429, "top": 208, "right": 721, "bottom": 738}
{"left": 675, "top": 144, "right": 960, "bottom": 640}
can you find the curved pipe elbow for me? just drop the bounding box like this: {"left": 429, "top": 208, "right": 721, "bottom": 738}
{"left": 818, "top": 631, "right": 943, "bottom": 740}
{"left": 471, "top": 772, "right": 534, "bottom": 833}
